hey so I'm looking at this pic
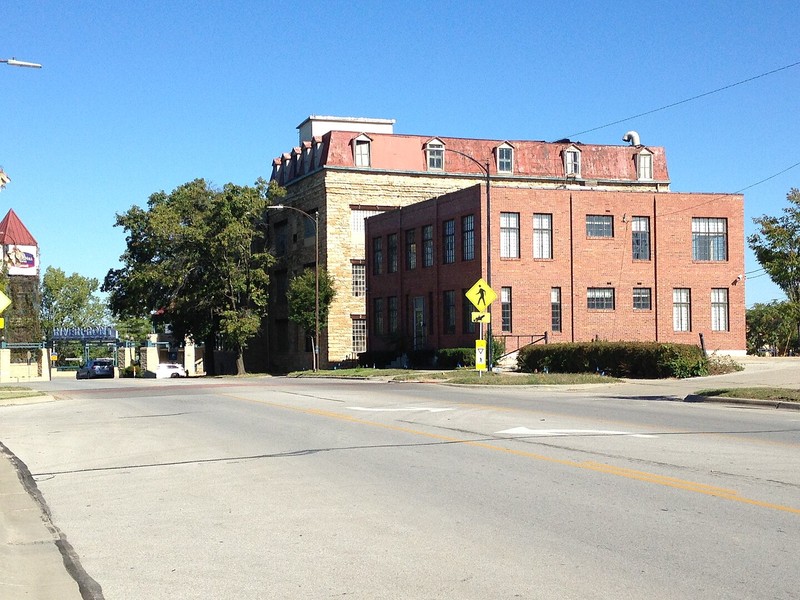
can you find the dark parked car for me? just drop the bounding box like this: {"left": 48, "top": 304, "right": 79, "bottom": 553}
{"left": 76, "top": 359, "right": 116, "bottom": 380}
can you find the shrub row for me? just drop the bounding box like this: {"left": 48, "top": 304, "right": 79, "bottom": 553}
{"left": 358, "top": 348, "right": 476, "bottom": 369}
{"left": 517, "top": 341, "right": 708, "bottom": 379}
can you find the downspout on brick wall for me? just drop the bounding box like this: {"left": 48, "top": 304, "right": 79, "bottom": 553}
{"left": 569, "top": 193, "right": 575, "bottom": 342}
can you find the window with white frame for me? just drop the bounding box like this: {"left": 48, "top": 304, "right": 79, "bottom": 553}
{"left": 587, "top": 214, "right": 614, "bottom": 238}
{"left": 352, "top": 318, "right": 367, "bottom": 354}
{"left": 564, "top": 148, "right": 581, "bottom": 177}
{"left": 673, "top": 288, "right": 691, "bottom": 332}
{"left": 426, "top": 141, "right": 444, "bottom": 170}
{"left": 692, "top": 218, "right": 727, "bottom": 261}
{"left": 501, "top": 286, "right": 512, "bottom": 333}
{"left": 497, "top": 145, "right": 513, "bottom": 173}
{"left": 711, "top": 288, "right": 729, "bottom": 331}
{"left": 351, "top": 208, "right": 383, "bottom": 233}
{"left": 637, "top": 151, "right": 653, "bottom": 180}
{"left": 462, "top": 214, "right": 475, "bottom": 261}
{"left": 500, "top": 212, "right": 520, "bottom": 258}
{"left": 354, "top": 138, "right": 371, "bottom": 167}
{"left": 633, "top": 287, "right": 652, "bottom": 310}
{"left": 587, "top": 287, "right": 615, "bottom": 310}
{"left": 533, "top": 213, "right": 552, "bottom": 259}
{"left": 551, "top": 287, "right": 562, "bottom": 332}
{"left": 632, "top": 216, "right": 650, "bottom": 260}
{"left": 352, "top": 263, "right": 366, "bottom": 297}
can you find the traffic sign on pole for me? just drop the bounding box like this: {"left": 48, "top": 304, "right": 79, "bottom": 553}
{"left": 465, "top": 278, "right": 496, "bottom": 312}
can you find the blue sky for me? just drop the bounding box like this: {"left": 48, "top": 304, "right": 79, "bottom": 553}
{"left": 2, "top": 1, "right": 799, "bottom": 307}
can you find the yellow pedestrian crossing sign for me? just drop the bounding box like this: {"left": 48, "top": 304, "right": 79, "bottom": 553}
{"left": 465, "top": 278, "right": 496, "bottom": 312}
{"left": 0, "top": 291, "right": 10, "bottom": 314}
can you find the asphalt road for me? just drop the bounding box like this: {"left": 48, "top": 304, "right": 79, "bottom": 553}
{"left": 2, "top": 373, "right": 799, "bottom": 599}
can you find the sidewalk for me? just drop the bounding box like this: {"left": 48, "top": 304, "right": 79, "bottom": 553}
{"left": 0, "top": 441, "right": 85, "bottom": 599}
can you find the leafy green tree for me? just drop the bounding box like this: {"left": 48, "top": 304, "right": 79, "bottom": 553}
{"left": 103, "top": 178, "right": 284, "bottom": 375}
{"left": 746, "top": 301, "right": 798, "bottom": 355}
{"left": 286, "top": 267, "right": 336, "bottom": 370}
{"left": 40, "top": 267, "right": 109, "bottom": 334}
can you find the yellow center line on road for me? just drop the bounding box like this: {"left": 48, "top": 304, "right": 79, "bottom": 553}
{"left": 229, "top": 395, "right": 800, "bottom": 516}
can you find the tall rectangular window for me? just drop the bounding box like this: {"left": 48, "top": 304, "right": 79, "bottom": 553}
{"left": 501, "top": 286, "right": 512, "bottom": 333}
{"left": 354, "top": 140, "right": 370, "bottom": 167}
{"left": 673, "top": 288, "right": 691, "bottom": 332}
{"left": 462, "top": 291, "right": 475, "bottom": 334}
{"left": 500, "top": 212, "right": 520, "bottom": 258}
{"left": 711, "top": 288, "right": 729, "bottom": 331}
{"left": 692, "top": 218, "right": 727, "bottom": 261}
{"left": 443, "top": 219, "right": 455, "bottom": 264}
{"left": 352, "top": 264, "right": 366, "bottom": 297}
{"left": 274, "top": 221, "right": 288, "bottom": 256}
{"left": 388, "top": 296, "right": 398, "bottom": 333}
{"left": 443, "top": 290, "right": 456, "bottom": 334}
{"left": 632, "top": 216, "right": 650, "bottom": 260}
{"left": 638, "top": 153, "right": 653, "bottom": 179}
{"left": 405, "top": 229, "right": 417, "bottom": 270}
{"left": 373, "top": 298, "right": 385, "bottom": 335}
{"left": 498, "top": 146, "right": 513, "bottom": 173}
{"left": 372, "top": 237, "right": 383, "bottom": 275}
{"left": 422, "top": 225, "right": 434, "bottom": 267}
{"left": 551, "top": 287, "right": 562, "bottom": 332}
{"left": 587, "top": 215, "right": 614, "bottom": 238}
{"left": 533, "top": 213, "right": 552, "bottom": 259}
{"left": 388, "top": 233, "right": 398, "bottom": 273}
{"left": 565, "top": 150, "right": 580, "bottom": 176}
{"left": 462, "top": 214, "right": 475, "bottom": 261}
{"left": 633, "top": 287, "right": 652, "bottom": 310}
{"left": 427, "top": 142, "right": 444, "bottom": 170}
{"left": 588, "top": 287, "right": 615, "bottom": 310}
{"left": 352, "top": 319, "right": 367, "bottom": 354}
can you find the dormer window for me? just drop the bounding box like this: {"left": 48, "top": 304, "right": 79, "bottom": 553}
{"left": 497, "top": 144, "right": 513, "bottom": 174}
{"left": 426, "top": 140, "right": 445, "bottom": 170}
{"left": 636, "top": 150, "right": 653, "bottom": 180}
{"left": 564, "top": 146, "right": 581, "bottom": 177}
{"left": 353, "top": 134, "right": 372, "bottom": 167}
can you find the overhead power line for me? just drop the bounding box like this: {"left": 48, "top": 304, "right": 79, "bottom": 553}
{"left": 567, "top": 60, "right": 800, "bottom": 138}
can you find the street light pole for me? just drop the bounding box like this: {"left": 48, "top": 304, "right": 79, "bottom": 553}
{"left": 267, "top": 204, "right": 320, "bottom": 371}
{"left": 1, "top": 58, "right": 42, "bottom": 69}
{"left": 443, "top": 148, "right": 493, "bottom": 371}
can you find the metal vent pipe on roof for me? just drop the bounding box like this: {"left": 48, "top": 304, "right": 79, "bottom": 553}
{"left": 622, "top": 131, "right": 640, "bottom": 146}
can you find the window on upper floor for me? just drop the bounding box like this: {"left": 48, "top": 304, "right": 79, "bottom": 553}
{"left": 632, "top": 216, "right": 650, "bottom": 260}
{"left": 443, "top": 219, "right": 455, "bottom": 264}
{"left": 462, "top": 214, "right": 475, "bottom": 261}
{"left": 564, "top": 148, "right": 581, "bottom": 177}
{"left": 405, "top": 229, "right": 417, "bottom": 270}
{"left": 274, "top": 221, "right": 288, "bottom": 256}
{"left": 587, "top": 215, "right": 614, "bottom": 238}
{"left": 352, "top": 263, "right": 366, "bottom": 297}
{"left": 351, "top": 208, "right": 383, "bottom": 234}
{"left": 426, "top": 141, "right": 444, "bottom": 170}
{"left": 500, "top": 212, "right": 520, "bottom": 258}
{"left": 422, "top": 225, "right": 434, "bottom": 267}
{"left": 533, "top": 213, "right": 552, "bottom": 259}
{"left": 497, "top": 145, "right": 513, "bottom": 173}
{"left": 633, "top": 287, "right": 652, "bottom": 310}
{"left": 372, "top": 237, "right": 383, "bottom": 275}
{"left": 388, "top": 233, "right": 398, "bottom": 273}
{"left": 354, "top": 137, "right": 371, "bottom": 167}
{"left": 692, "top": 218, "right": 727, "bottom": 261}
{"left": 637, "top": 151, "right": 653, "bottom": 180}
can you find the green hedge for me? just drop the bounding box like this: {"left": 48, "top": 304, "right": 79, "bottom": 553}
{"left": 517, "top": 341, "right": 708, "bottom": 379}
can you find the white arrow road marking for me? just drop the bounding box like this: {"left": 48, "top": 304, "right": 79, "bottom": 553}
{"left": 348, "top": 407, "right": 454, "bottom": 413}
{"left": 496, "top": 427, "right": 656, "bottom": 438}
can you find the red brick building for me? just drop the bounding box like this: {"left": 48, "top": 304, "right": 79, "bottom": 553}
{"left": 365, "top": 184, "right": 745, "bottom": 357}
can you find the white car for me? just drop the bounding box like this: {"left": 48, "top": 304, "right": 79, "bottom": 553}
{"left": 156, "top": 363, "right": 187, "bottom": 379}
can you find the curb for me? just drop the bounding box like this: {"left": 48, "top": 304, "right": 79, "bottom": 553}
{"left": 684, "top": 394, "right": 800, "bottom": 410}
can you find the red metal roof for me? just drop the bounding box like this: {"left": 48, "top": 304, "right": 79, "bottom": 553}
{"left": 0, "top": 209, "right": 37, "bottom": 245}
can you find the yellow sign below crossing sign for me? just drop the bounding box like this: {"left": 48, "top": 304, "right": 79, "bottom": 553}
{"left": 465, "top": 278, "right": 496, "bottom": 312}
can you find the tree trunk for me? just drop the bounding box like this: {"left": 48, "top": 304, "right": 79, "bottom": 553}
{"left": 236, "top": 351, "right": 246, "bottom": 376}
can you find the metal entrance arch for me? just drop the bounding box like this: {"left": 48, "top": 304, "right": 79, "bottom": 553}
{"left": 51, "top": 326, "right": 120, "bottom": 366}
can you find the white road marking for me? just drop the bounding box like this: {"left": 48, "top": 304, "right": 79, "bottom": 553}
{"left": 496, "top": 427, "right": 656, "bottom": 438}
{"left": 348, "top": 407, "right": 454, "bottom": 413}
